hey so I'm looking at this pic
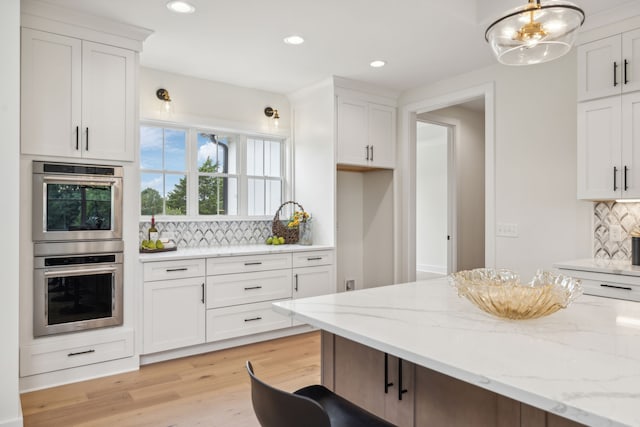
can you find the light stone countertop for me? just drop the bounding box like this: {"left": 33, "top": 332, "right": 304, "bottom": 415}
{"left": 555, "top": 259, "right": 640, "bottom": 277}
{"left": 138, "top": 244, "right": 334, "bottom": 262}
{"left": 273, "top": 278, "right": 640, "bottom": 427}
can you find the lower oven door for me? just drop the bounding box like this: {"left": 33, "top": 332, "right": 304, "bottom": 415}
{"left": 34, "top": 262, "right": 123, "bottom": 337}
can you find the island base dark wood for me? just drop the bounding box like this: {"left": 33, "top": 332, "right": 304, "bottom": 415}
{"left": 321, "top": 331, "right": 584, "bottom": 427}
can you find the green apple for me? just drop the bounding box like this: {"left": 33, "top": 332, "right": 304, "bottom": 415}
{"left": 266, "top": 236, "right": 273, "bottom": 245}
{"left": 156, "top": 240, "right": 164, "bottom": 249}
{"left": 278, "top": 236, "right": 285, "bottom": 245}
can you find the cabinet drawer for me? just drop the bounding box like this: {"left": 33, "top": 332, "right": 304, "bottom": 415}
{"left": 207, "top": 253, "right": 292, "bottom": 275}
{"left": 579, "top": 278, "right": 640, "bottom": 302}
{"left": 143, "top": 259, "right": 205, "bottom": 281}
{"left": 20, "top": 329, "right": 134, "bottom": 376}
{"left": 206, "top": 300, "right": 292, "bottom": 342}
{"left": 207, "top": 269, "right": 292, "bottom": 309}
{"left": 292, "top": 250, "right": 334, "bottom": 268}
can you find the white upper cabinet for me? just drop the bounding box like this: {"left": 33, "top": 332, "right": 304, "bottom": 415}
{"left": 578, "top": 29, "right": 640, "bottom": 102}
{"left": 578, "top": 93, "right": 640, "bottom": 199}
{"left": 21, "top": 28, "right": 136, "bottom": 161}
{"left": 336, "top": 96, "right": 396, "bottom": 169}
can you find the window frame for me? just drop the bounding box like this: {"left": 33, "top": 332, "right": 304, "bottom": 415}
{"left": 140, "top": 120, "right": 290, "bottom": 221}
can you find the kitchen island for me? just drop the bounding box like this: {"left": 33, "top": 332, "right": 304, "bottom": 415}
{"left": 273, "top": 278, "right": 640, "bottom": 427}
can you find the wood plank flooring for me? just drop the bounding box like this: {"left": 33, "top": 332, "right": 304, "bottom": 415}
{"left": 21, "top": 332, "right": 321, "bottom": 427}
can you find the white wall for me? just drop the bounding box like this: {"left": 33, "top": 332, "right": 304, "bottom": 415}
{"left": 0, "top": 0, "right": 24, "bottom": 425}
{"left": 140, "top": 67, "right": 291, "bottom": 136}
{"left": 399, "top": 51, "right": 592, "bottom": 280}
{"left": 337, "top": 171, "right": 364, "bottom": 290}
{"left": 416, "top": 123, "right": 448, "bottom": 273}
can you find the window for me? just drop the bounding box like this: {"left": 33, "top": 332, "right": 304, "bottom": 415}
{"left": 140, "top": 124, "right": 285, "bottom": 217}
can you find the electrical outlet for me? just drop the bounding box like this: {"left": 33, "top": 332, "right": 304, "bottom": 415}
{"left": 609, "top": 225, "right": 623, "bottom": 242}
{"left": 345, "top": 279, "right": 355, "bottom": 291}
{"left": 161, "top": 231, "right": 175, "bottom": 241}
{"left": 496, "top": 222, "right": 519, "bottom": 238}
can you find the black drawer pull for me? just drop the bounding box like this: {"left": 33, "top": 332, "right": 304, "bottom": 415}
{"left": 68, "top": 349, "right": 95, "bottom": 357}
{"left": 307, "top": 257, "right": 323, "bottom": 261}
{"left": 244, "top": 286, "right": 263, "bottom": 290}
{"left": 384, "top": 353, "right": 393, "bottom": 394}
{"left": 244, "top": 262, "right": 262, "bottom": 266}
{"left": 166, "top": 267, "right": 188, "bottom": 272}
{"left": 398, "top": 358, "right": 408, "bottom": 400}
{"left": 600, "top": 284, "right": 632, "bottom": 291}
{"left": 244, "top": 316, "right": 262, "bottom": 322}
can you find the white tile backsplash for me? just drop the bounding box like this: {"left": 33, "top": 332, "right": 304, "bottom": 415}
{"left": 139, "top": 220, "right": 272, "bottom": 247}
{"left": 593, "top": 201, "right": 640, "bottom": 260}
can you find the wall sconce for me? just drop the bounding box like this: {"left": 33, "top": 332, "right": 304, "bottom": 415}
{"left": 156, "top": 88, "right": 172, "bottom": 113}
{"left": 264, "top": 106, "right": 280, "bottom": 127}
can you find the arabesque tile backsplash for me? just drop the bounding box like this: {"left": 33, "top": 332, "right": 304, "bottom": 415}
{"left": 593, "top": 201, "right": 640, "bottom": 260}
{"left": 139, "top": 220, "right": 272, "bottom": 248}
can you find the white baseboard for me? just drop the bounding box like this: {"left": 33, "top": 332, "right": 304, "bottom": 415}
{"left": 417, "top": 264, "right": 447, "bottom": 275}
{"left": 0, "top": 416, "right": 23, "bottom": 427}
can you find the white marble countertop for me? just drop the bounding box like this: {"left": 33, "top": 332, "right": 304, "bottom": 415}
{"left": 138, "top": 244, "right": 334, "bottom": 262}
{"left": 273, "top": 279, "right": 640, "bottom": 427}
{"left": 555, "top": 258, "right": 640, "bottom": 277}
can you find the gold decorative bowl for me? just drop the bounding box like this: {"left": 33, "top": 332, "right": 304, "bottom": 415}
{"left": 449, "top": 269, "right": 582, "bottom": 320}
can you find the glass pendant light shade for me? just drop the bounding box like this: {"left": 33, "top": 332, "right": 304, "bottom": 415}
{"left": 485, "top": 0, "right": 585, "bottom": 66}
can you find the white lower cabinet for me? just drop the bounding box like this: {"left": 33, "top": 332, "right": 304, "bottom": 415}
{"left": 143, "top": 277, "right": 206, "bottom": 354}
{"left": 20, "top": 328, "right": 134, "bottom": 376}
{"left": 142, "top": 249, "right": 334, "bottom": 356}
{"left": 206, "top": 300, "right": 292, "bottom": 342}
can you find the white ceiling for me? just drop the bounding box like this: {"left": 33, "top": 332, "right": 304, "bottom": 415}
{"left": 37, "top": 0, "right": 640, "bottom": 94}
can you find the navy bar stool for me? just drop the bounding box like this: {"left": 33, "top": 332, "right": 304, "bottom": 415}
{"left": 246, "top": 361, "right": 395, "bottom": 427}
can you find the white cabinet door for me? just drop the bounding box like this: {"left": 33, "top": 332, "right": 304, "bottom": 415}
{"left": 577, "top": 97, "right": 622, "bottom": 199}
{"left": 337, "top": 97, "right": 369, "bottom": 166}
{"left": 82, "top": 41, "right": 136, "bottom": 161}
{"left": 621, "top": 92, "right": 640, "bottom": 198}
{"left": 577, "top": 35, "right": 621, "bottom": 102}
{"left": 293, "top": 265, "right": 335, "bottom": 299}
{"left": 622, "top": 29, "right": 640, "bottom": 94}
{"left": 21, "top": 28, "right": 82, "bottom": 158}
{"left": 368, "top": 103, "right": 396, "bottom": 168}
{"left": 143, "top": 278, "right": 206, "bottom": 354}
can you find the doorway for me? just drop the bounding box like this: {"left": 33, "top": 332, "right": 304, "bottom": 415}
{"left": 396, "top": 83, "right": 494, "bottom": 283}
{"left": 415, "top": 120, "right": 454, "bottom": 279}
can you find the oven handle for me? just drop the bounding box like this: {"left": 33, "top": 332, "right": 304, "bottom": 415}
{"left": 44, "top": 266, "right": 117, "bottom": 277}
{"left": 42, "top": 175, "right": 119, "bottom": 185}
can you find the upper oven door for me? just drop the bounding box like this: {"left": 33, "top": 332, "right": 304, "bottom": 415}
{"left": 32, "top": 162, "right": 122, "bottom": 242}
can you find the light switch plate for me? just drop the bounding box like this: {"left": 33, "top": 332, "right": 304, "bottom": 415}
{"left": 496, "top": 222, "right": 519, "bottom": 238}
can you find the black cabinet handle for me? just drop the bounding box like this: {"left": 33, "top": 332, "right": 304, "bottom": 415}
{"left": 75, "top": 126, "right": 79, "bottom": 150}
{"left": 85, "top": 127, "right": 89, "bottom": 151}
{"left": 398, "top": 358, "right": 408, "bottom": 400}
{"left": 370, "top": 145, "right": 374, "bottom": 162}
{"left": 384, "top": 353, "right": 393, "bottom": 394}
{"left": 166, "top": 267, "right": 188, "bottom": 272}
{"left": 294, "top": 273, "right": 299, "bottom": 292}
{"left": 614, "top": 61, "right": 619, "bottom": 87}
{"left": 244, "top": 316, "right": 262, "bottom": 322}
{"left": 625, "top": 59, "right": 629, "bottom": 85}
{"left": 600, "top": 283, "right": 632, "bottom": 291}
{"left": 244, "top": 262, "right": 262, "bottom": 266}
{"left": 365, "top": 145, "right": 370, "bottom": 161}
{"left": 68, "top": 349, "right": 95, "bottom": 357}
{"left": 201, "top": 283, "right": 205, "bottom": 304}
{"left": 244, "top": 286, "right": 262, "bottom": 290}
{"left": 614, "top": 166, "right": 618, "bottom": 191}
{"left": 307, "top": 257, "right": 323, "bottom": 261}
{"left": 625, "top": 166, "right": 629, "bottom": 191}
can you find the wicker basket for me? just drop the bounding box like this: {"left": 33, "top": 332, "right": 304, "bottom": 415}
{"left": 272, "top": 201, "right": 305, "bottom": 244}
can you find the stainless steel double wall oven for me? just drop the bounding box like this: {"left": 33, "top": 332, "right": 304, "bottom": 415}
{"left": 32, "top": 161, "right": 124, "bottom": 337}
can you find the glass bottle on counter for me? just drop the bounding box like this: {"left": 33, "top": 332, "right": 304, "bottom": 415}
{"left": 148, "top": 215, "right": 158, "bottom": 241}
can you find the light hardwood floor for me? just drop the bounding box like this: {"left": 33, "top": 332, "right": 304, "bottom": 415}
{"left": 21, "top": 332, "right": 321, "bottom": 427}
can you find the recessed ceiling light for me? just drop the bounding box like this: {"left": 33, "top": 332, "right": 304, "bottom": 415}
{"left": 166, "top": 1, "right": 196, "bottom": 14}
{"left": 370, "top": 60, "right": 386, "bottom": 68}
{"left": 283, "top": 35, "right": 305, "bottom": 45}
